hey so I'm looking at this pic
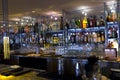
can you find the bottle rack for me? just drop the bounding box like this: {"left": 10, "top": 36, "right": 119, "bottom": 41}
{"left": 67, "top": 27, "right": 105, "bottom": 45}
{"left": 106, "top": 22, "right": 119, "bottom": 49}
{"left": 105, "top": 1, "right": 120, "bottom": 57}
{"left": 44, "top": 30, "right": 65, "bottom": 47}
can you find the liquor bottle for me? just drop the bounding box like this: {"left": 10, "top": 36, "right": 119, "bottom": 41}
{"left": 112, "top": 26, "right": 118, "bottom": 38}
{"left": 93, "top": 15, "right": 97, "bottom": 27}
{"left": 75, "top": 19, "right": 81, "bottom": 28}
{"left": 70, "top": 33, "right": 76, "bottom": 43}
{"left": 107, "top": 41, "right": 111, "bottom": 48}
{"left": 90, "top": 32, "right": 94, "bottom": 43}
{"left": 111, "top": 11, "right": 117, "bottom": 22}
{"left": 89, "top": 16, "right": 93, "bottom": 27}
{"left": 93, "top": 32, "right": 97, "bottom": 43}
{"left": 97, "top": 31, "right": 101, "bottom": 42}
{"left": 76, "top": 33, "right": 79, "bottom": 43}
{"left": 106, "top": 13, "right": 112, "bottom": 22}
{"left": 64, "top": 22, "right": 69, "bottom": 29}
{"left": 96, "top": 16, "right": 100, "bottom": 27}
{"left": 89, "top": 16, "right": 95, "bottom": 27}
{"left": 60, "top": 17, "right": 64, "bottom": 30}
{"left": 84, "top": 33, "right": 88, "bottom": 43}
{"left": 34, "top": 22, "right": 39, "bottom": 33}
{"left": 100, "top": 16, "right": 105, "bottom": 27}
{"left": 108, "top": 26, "right": 113, "bottom": 38}
{"left": 80, "top": 32, "right": 84, "bottom": 43}
{"left": 87, "top": 17, "right": 90, "bottom": 28}
{"left": 82, "top": 17, "right": 88, "bottom": 29}
{"left": 87, "top": 32, "right": 91, "bottom": 43}
{"left": 101, "top": 31, "right": 105, "bottom": 42}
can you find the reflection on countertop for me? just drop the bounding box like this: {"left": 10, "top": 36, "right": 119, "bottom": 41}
{"left": 0, "top": 64, "right": 49, "bottom": 80}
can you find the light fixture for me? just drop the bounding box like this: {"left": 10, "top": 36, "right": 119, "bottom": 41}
{"left": 50, "top": 16, "right": 53, "bottom": 19}
{"left": 54, "top": 17, "right": 58, "bottom": 20}
{"left": 85, "top": 13, "right": 87, "bottom": 16}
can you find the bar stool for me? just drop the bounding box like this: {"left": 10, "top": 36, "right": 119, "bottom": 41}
{"left": 110, "top": 68, "right": 120, "bottom": 80}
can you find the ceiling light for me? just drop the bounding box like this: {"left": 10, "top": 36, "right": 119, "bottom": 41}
{"left": 76, "top": 6, "right": 90, "bottom": 11}
{"left": 84, "top": 13, "right": 87, "bottom": 16}
{"left": 50, "top": 16, "right": 53, "bottom": 19}
{"left": 10, "top": 18, "right": 20, "bottom": 21}
{"left": 45, "top": 11, "right": 62, "bottom": 17}
{"left": 16, "top": 22, "right": 19, "bottom": 24}
{"left": 54, "top": 17, "right": 58, "bottom": 20}
{"left": 32, "top": 11, "right": 36, "bottom": 13}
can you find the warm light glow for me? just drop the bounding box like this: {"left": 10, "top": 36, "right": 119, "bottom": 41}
{"left": 76, "top": 6, "right": 89, "bottom": 10}
{"left": 16, "top": 22, "right": 19, "bottom": 24}
{"left": 22, "top": 16, "right": 32, "bottom": 19}
{"left": 84, "top": 13, "right": 87, "bottom": 16}
{"left": 32, "top": 10, "right": 36, "bottom": 13}
{"left": 0, "top": 75, "right": 14, "bottom": 79}
{"left": 54, "top": 17, "right": 58, "bottom": 20}
{"left": 9, "top": 24, "right": 12, "bottom": 27}
{"left": 76, "top": 6, "right": 91, "bottom": 15}
{"left": 50, "top": 16, "right": 53, "bottom": 19}
{"left": 108, "top": 39, "right": 118, "bottom": 51}
{"left": 45, "top": 11, "right": 62, "bottom": 17}
{"left": 10, "top": 18, "right": 20, "bottom": 21}
{"left": 1, "top": 26, "right": 3, "bottom": 28}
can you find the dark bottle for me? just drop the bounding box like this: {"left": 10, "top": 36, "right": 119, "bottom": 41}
{"left": 112, "top": 26, "right": 118, "bottom": 38}
{"left": 64, "top": 22, "right": 69, "bottom": 29}
{"left": 89, "top": 16, "right": 96, "bottom": 27}
{"left": 34, "top": 22, "right": 38, "bottom": 33}
{"left": 100, "top": 16, "right": 105, "bottom": 27}
{"left": 21, "top": 26, "right": 24, "bottom": 33}
{"left": 87, "top": 17, "right": 90, "bottom": 28}
{"left": 108, "top": 26, "right": 113, "bottom": 38}
{"left": 93, "top": 15, "right": 97, "bottom": 27}
{"left": 70, "top": 33, "right": 76, "bottom": 43}
{"left": 60, "top": 17, "right": 64, "bottom": 30}
{"left": 80, "top": 32, "right": 84, "bottom": 43}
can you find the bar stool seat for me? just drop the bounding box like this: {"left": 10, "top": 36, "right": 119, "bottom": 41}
{"left": 110, "top": 68, "right": 120, "bottom": 80}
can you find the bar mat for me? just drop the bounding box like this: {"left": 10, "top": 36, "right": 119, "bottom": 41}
{"left": 1, "top": 67, "right": 24, "bottom": 76}
{"left": 11, "top": 68, "right": 32, "bottom": 76}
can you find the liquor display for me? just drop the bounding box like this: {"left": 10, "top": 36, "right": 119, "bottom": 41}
{"left": 44, "top": 30, "right": 64, "bottom": 47}
{"left": 0, "top": 1, "right": 119, "bottom": 58}
{"left": 67, "top": 28, "right": 105, "bottom": 45}
{"left": 105, "top": 2, "right": 119, "bottom": 56}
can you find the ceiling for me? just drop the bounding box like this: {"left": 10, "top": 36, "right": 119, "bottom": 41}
{"left": 0, "top": 0, "right": 116, "bottom": 21}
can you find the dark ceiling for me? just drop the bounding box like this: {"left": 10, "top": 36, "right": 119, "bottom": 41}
{"left": 0, "top": 0, "right": 115, "bottom": 20}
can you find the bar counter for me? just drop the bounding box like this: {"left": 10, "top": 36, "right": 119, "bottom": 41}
{"left": 0, "top": 53, "right": 120, "bottom": 78}
{"left": 0, "top": 64, "right": 50, "bottom": 80}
